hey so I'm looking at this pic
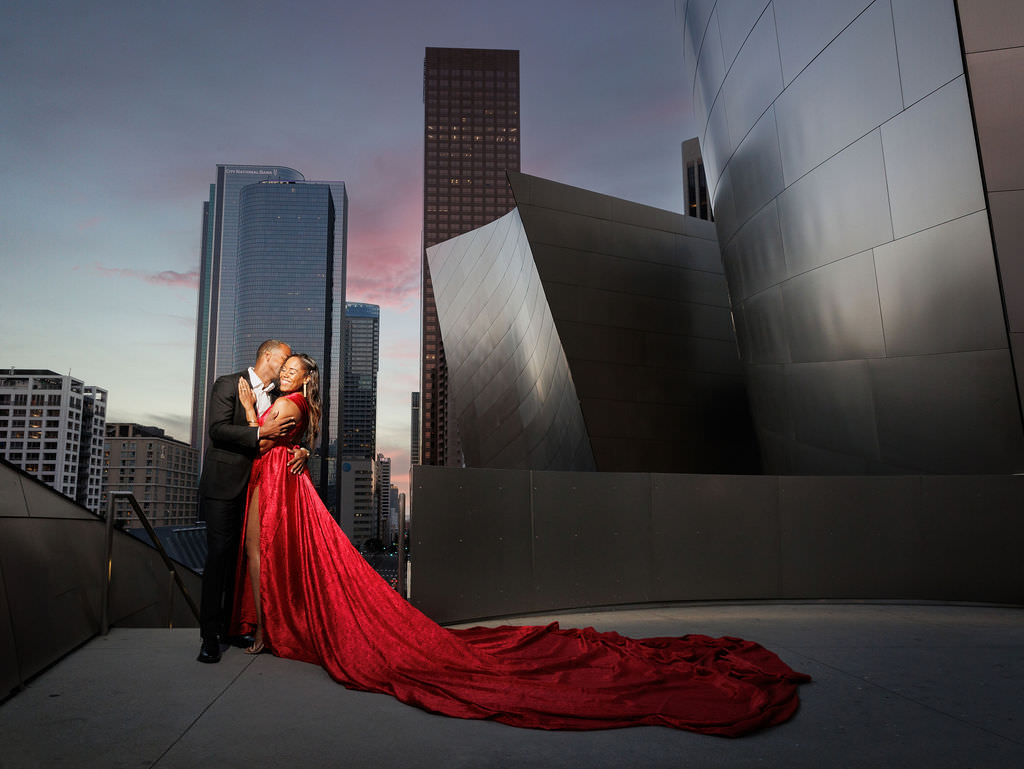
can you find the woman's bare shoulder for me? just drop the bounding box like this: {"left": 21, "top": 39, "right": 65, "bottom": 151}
{"left": 269, "top": 396, "right": 301, "bottom": 418}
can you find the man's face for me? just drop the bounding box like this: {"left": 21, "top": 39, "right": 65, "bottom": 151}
{"left": 268, "top": 344, "right": 292, "bottom": 378}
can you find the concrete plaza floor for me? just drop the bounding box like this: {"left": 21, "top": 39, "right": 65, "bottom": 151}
{"left": 1, "top": 602, "right": 1022, "bottom": 768}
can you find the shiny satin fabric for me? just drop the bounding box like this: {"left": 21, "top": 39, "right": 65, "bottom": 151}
{"left": 233, "top": 393, "right": 809, "bottom": 735}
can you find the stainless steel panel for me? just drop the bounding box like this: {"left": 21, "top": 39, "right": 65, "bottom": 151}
{"left": 409, "top": 467, "right": 1024, "bottom": 621}
{"left": 0, "top": 464, "right": 26, "bottom": 517}
{"left": 746, "top": 363, "right": 794, "bottom": 437}
{"left": 782, "top": 249, "right": 885, "bottom": 363}
{"left": 881, "top": 76, "right": 986, "bottom": 238}
{"left": 869, "top": 349, "right": 1024, "bottom": 472}
{"left": 728, "top": 106, "right": 784, "bottom": 228}
{"left": 606, "top": 220, "right": 684, "bottom": 265}
{"left": 695, "top": 10, "right": 727, "bottom": 144}
{"left": 786, "top": 360, "right": 880, "bottom": 456}
{"left": 650, "top": 474, "right": 780, "bottom": 601}
{"left": 555, "top": 319, "right": 645, "bottom": 367}
{"left": 703, "top": 88, "right": 732, "bottom": 192}
{"left": 720, "top": 6, "right": 783, "bottom": 149}
{"left": 409, "top": 466, "right": 533, "bottom": 623}
{"left": 516, "top": 205, "right": 609, "bottom": 255}
{"left": 773, "top": 0, "right": 875, "bottom": 85}
{"left": 724, "top": 199, "right": 788, "bottom": 301}
{"left": 891, "top": 0, "right": 963, "bottom": 106}
{"left": 710, "top": 163, "right": 738, "bottom": 242}
{"left": 717, "top": 0, "right": 772, "bottom": 70}
{"left": 740, "top": 286, "right": 791, "bottom": 364}
{"left": 874, "top": 211, "right": 1007, "bottom": 356}
{"left": 22, "top": 475, "right": 96, "bottom": 519}
{"left": 777, "top": 131, "right": 893, "bottom": 276}
{"left": 988, "top": 190, "right": 1024, "bottom": 330}
{"left": 684, "top": 0, "right": 718, "bottom": 60}
{"left": 1012, "top": 332, "right": 1024, "bottom": 410}
{"left": 774, "top": 0, "right": 902, "bottom": 184}
{"left": 779, "top": 476, "right": 922, "bottom": 597}
{"left": 964, "top": 47, "right": 1024, "bottom": 193}
{"left": 787, "top": 440, "right": 870, "bottom": 473}
{"left": 0, "top": 518, "right": 103, "bottom": 681}
{"left": 643, "top": 333, "right": 743, "bottom": 375}
{"left": 919, "top": 475, "right": 1024, "bottom": 602}
{"left": 519, "top": 171, "right": 613, "bottom": 220}
{"left": 610, "top": 196, "right": 686, "bottom": 235}
{"left": 108, "top": 535, "right": 202, "bottom": 629}
{"left": 532, "top": 471, "right": 653, "bottom": 609}
{"left": 429, "top": 208, "right": 592, "bottom": 471}
{"left": 434, "top": 172, "right": 754, "bottom": 474}
{"left": 0, "top": 551, "right": 19, "bottom": 693}
{"left": 957, "top": 0, "right": 1024, "bottom": 52}
{"left": 755, "top": 429, "right": 795, "bottom": 473}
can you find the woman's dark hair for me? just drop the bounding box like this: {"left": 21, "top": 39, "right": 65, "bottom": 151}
{"left": 290, "top": 353, "right": 321, "bottom": 449}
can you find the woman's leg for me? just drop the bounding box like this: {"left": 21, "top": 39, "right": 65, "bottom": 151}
{"left": 244, "top": 486, "right": 264, "bottom": 651}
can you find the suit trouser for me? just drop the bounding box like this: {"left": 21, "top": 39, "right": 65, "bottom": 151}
{"left": 199, "top": 489, "right": 248, "bottom": 640}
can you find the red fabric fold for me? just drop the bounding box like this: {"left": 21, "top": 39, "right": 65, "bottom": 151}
{"left": 232, "top": 393, "right": 810, "bottom": 735}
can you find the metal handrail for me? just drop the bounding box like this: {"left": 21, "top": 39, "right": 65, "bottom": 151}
{"left": 101, "top": 491, "right": 200, "bottom": 634}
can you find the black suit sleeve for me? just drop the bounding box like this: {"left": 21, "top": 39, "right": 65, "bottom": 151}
{"left": 207, "top": 374, "right": 259, "bottom": 451}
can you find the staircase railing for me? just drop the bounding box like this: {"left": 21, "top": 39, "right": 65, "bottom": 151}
{"left": 101, "top": 491, "right": 200, "bottom": 634}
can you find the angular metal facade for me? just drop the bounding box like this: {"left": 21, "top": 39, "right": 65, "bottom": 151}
{"left": 683, "top": 0, "right": 1024, "bottom": 472}
{"left": 426, "top": 172, "right": 758, "bottom": 473}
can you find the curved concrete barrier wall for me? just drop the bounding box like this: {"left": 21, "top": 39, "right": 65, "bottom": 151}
{"left": 410, "top": 465, "right": 1024, "bottom": 624}
{"left": 682, "top": 0, "right": 1024, "bottom": 473}
{"left": 0, "top": 460, "right": 200, "bottom": 698}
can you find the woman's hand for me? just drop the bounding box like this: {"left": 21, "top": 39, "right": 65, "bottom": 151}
{"left": 238, "top": 377, "right": 258, "bottom": 423}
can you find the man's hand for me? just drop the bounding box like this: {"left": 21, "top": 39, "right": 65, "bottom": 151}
{"left": 259, "top": 408, "right": 296, "bottom": 440}
{"left": 288, "top": 447, "right": 310, "bottom": 475}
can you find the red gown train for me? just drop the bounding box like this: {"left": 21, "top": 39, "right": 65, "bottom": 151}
{"left": 232, "top": 393, "right": 810, "bottom": 736}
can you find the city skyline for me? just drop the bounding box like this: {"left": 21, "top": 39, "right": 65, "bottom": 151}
{"left": 1, "top": 0, "right": 692, "bottom": 501}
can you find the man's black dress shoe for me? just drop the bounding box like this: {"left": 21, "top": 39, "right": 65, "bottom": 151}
{"left": 225, "top": 633, "right": 256, "bottom": 649}
{"left": 197, "top": 636, "right": 222, "bottom": 664}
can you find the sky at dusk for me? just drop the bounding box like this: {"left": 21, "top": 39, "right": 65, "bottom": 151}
{"left": 1, "top": 0, "right": 695, "bottom": 501}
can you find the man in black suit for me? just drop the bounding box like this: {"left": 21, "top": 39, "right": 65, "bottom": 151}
{"left": 197, "top": 338, "right": 301, "bottom": 663}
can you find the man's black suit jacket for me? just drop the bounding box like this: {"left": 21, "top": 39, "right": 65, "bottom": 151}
{"left": 198, "top": 370, "right": 261, "bottom": 501}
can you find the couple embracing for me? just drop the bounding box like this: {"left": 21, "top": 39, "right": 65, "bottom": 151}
{"left": 190, "top": 340, "right": 811, "bottom": 736}
{"left": 196, "top": 338, "right": 314, "bottom": 663}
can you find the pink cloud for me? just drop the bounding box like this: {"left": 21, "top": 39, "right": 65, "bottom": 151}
{"left": 87, "top": 262, "right": 199, "bottom": 288}
{"left": 344, "top": 148, "right": 424, "bottom": 312}
{"left": 382, "top": 339, "right": 419, "bottom": 361}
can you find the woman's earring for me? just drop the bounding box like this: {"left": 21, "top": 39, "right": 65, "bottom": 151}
{"left": 303, "top": 381, "right": 308, "bottom": 398}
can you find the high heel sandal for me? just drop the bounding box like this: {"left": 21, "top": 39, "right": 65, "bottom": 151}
{"left": 245, "top": 637, "right": 265, "bottom": 654}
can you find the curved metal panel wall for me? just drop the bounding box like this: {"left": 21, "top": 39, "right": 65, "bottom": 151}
{"left": 684, "top": 0, "right": 1024, "bottom": 472}
{"left": 960, "top": 0, "right": 1024, "bottom": 436}
{"left": 510, "top": 172, "right": 758, "bottom": 473}
{"left": 428, "top": 172, "right": 760, "bottom": 473}
{"left": 427, "top": 210, "right": 595, "bottom": 471}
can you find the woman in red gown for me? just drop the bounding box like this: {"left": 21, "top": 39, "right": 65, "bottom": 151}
{"left": 232, "top": 354, "right": 810, "bottom": 736}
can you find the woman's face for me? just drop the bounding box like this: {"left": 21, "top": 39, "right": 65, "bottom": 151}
{"left": 278, "top": 356, "right": 309, "bottom": 394}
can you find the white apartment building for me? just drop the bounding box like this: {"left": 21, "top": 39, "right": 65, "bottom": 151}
{"left": 0, "top": 369, "right": 107, "bottom": 513}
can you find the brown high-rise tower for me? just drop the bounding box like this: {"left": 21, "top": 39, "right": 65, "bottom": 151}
{"left": 420, "top": 47, "right": 521, "bottom": 466}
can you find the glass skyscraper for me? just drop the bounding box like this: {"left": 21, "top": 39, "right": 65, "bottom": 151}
{"left": 420, "top": 47, "right": 521, "bottom": 468}
{"left": 191, "top": 164, "right": 304, "bottom": 452}
{"left": 191, "top": 167, "right": 348, "bottom": 514}
{"left": 342, "top": 302, "right": 380, "bottom": 460}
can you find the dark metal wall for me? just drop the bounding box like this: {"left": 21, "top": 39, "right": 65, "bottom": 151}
{"left": 410, "top": 465, "right": 1024, "bottom": 624}
{"left": 0, "top": 461, "right": 200, "bottom": 698}
{"left": 426, "top": 171, "right": 759, "bottom": 474}
{"left": 959, "top": 0, "right": 1024, "bottom": 425}
{"left": 683, "top": 0, "right": 1024, "bottom": 473}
